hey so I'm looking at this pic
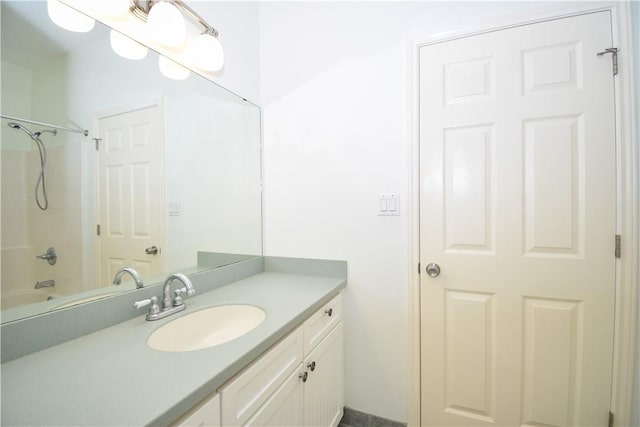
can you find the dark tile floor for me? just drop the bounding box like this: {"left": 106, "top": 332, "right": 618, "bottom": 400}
{"left": 339, "top": 406, "right": 406, "bottom": 427}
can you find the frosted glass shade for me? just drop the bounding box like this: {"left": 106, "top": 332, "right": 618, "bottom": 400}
{"left": 110, "top": 30, "right": 148, "bottom": 60}
{"left": 147, "top": 1, "right": 186, "bottom": 47}
{"left": 47, "top": 0, "right": 95, "bottom": 33}
{"left": 191, "top": 33, "right": 224, "bottom": 72}
{"left": 158, "top": 56, "right": 190, "bottom": 80}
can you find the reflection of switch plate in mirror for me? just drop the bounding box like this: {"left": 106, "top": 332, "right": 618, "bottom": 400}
{"left": 378, "top": 194, "right": 399, "bottom": 216}
{"left": 168, "top": 200, "right": 181, "bottom": 216}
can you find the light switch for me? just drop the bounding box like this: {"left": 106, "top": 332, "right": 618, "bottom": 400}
{"left": 388, "top": 196, "right": 397, "bottom": 212}
{"left": 168, "top": 200, "right": 182, "bottom": 216}
{"left": 379, "top": 197, "right": 389, "bottom": 213}
{"left": 378, "top": 194, "right": 399, "bottom": 216}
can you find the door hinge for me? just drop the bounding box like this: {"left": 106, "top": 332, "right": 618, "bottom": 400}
{"left": 597, "top": 47, "right": 619, "bottom": 75}
{"left": 418, "top": 262, "right": 421, "bottom": 274}
{"left": 97, "top": 224, "right": 101, "bottom": 236}
{"left": 93, "top": 138, "right": 101, "bottom": 151}
{"left": 615, "top": 234, "right": 621, "bottom": 258}
{"left": 608, "top": 411, "right": 614, "bottom": 427}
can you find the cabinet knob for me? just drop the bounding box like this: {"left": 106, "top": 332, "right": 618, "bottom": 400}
{"left": 325, "top": 308, "right": 333, "bottom": 317}
{"left": 299, "top": 371, "right": 308, "bottom": 383}
{"left": 307, "top": 361, "right": 316, "bottom": 372}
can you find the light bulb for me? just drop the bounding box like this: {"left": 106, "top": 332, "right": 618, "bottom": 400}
{"left": 191, "top": 33, "right": 224, "bottom": 72}
{"left": 147, "top": 1, "right": 186, "bottom": 48}
{"left": 110, "top": 30, "right": 148, "bottom": 60}
{"left": 48, "top": 0, "right": 95, "bottom": 33}
{"left": 158, "top": 56, "right": 190, "bottom": 80}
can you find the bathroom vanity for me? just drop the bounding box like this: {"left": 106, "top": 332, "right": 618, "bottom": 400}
{"left": 0, "top": 257, "right": 346, "bottom": 426}
{"left": 177, "top": 294, "right": 343, "bottom": 427}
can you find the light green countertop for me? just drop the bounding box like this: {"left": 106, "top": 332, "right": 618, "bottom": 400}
{"left": 1, "top": 269, "right": 346, "bottom": 426}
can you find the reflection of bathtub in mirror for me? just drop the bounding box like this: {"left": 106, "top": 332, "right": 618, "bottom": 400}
{"left": 0, "top": 251, "right": 257, "bottom": 324}
{"left": 1, "top": 289, "right": 60, "bottom": 310}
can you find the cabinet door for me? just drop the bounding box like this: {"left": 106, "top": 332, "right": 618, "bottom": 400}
{"left": 221, "top": 327, "right": 303, "bottom": 426}
{"left": 245, "top": 369, "right": 304, "bottom": 427}
{"left": 174, "top": 393, "right": 221, "bottom": 427}
{"left": 304, "top": 322, "right": 344, "bottom": 427}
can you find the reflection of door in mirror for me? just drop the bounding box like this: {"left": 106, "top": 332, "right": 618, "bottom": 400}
{"left": 96, "top": 104, "right": 165, "bottom": 287}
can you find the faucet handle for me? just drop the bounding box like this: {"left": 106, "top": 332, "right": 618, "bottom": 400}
{"left": 173, "top": 287, "right": 194, "bottom": 306}
{"left": 134, "top": 296, "right": 160, "bottom": 315}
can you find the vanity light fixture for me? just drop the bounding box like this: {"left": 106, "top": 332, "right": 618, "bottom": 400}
{"left": 50, "top": 0, "right": 224, "bottom": 79}
{"left": 116, "top": 0, "right": 224, "bottom": 74}
{"left": 147, "top": 1, "right": 186, "bottom": 47}
{"left": 47, "top": 0, "right": 95, "bottom": 33}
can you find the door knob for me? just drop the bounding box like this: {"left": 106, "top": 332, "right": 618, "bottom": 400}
{"left": 425, "top": 263, "right": 440, "bottom": 278}
{"left": 145, "top": 246, "right": 159, "bottom": 255}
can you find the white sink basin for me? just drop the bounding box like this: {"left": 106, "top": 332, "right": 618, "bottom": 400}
{"left": 147, "top": 304, "right": 266, "bottom": 352}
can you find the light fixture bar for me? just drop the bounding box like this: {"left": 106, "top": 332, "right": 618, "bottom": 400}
{"left": 130, "top": 0, "right": 218, "bottom": 37}
{"left": 174, "top": 0, "right": 218, "bottom": 36}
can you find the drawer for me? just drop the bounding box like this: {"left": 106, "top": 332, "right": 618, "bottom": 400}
{"left": 303, "top": 294, "right": 342, "bottom": 356}
{"left": 220, "top": 326, "right": 303, "bottom": 426}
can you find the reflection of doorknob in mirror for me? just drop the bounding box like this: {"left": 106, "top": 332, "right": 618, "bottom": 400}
{"left": 425, "top": 263, "right": 441, "bottom": 278}
{"left": 145, "top": 246, "right": 159, "bottom": 255}
{"left": 36, "top": 247, "right": 57, "bottom": 265}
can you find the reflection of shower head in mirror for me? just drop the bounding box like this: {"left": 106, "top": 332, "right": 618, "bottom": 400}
{"left": 8, "top": 122, "right": 35, "bottom": 138}
{"left": 6, "top": 121, "right": 53, "bottom": 210}
{"left": 7, "top": 122, "right": 57, "bottom": 139}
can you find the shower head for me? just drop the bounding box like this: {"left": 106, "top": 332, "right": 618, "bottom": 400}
{"left": 7, "top": 122, "right": 56, "bottom": 138}
{"left": 7, "top": 122, "right": 35, "bottom": 138}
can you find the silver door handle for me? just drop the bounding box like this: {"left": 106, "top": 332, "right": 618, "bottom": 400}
{"left": 145, "top": 246, "right": 159, "bottom": 255}
{"left": 426, "top": 263, "right": 440, "bottom": 278}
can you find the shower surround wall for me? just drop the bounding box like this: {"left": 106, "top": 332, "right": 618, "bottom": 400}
{"left": 1, "top": 56, "right": 85, "bottom": 301}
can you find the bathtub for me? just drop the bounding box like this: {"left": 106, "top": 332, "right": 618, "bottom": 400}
{"left": 1, "top": 289, "right": 61, "bottom": 310}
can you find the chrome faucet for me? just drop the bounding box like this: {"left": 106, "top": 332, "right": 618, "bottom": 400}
{"left": 113, "top": 267, "right": 144, "bottom": 289}
{"left": 161, "top": 273, "right": 195, "bottom": 310}
{"left": 36, "top": 247, "right": 57, "bottom": 265}
{"left": 133, "top": 273, "right": 195, "bottom": 321}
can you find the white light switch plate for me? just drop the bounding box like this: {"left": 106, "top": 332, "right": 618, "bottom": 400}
{"left": 378, "top": 194, "right": 399, "bottom": 216}
{"left": 168, "top": 200, "right": 182, "bottom": 216}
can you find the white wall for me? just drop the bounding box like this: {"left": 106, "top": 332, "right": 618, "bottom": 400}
{"left": 258, "top": 1, "right": 628, "bottom": 422}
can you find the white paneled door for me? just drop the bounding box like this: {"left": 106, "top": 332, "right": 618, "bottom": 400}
{"left": 97, "top": 105, "right": 165, "bottom": 287}
{"left": 419, "top": 12, "right": 616, "bottom": 426}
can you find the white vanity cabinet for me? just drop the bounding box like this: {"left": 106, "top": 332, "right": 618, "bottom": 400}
{"left": 221, "top": 293, "right": 343, "bottom": 427}
{"left": 174, "top": 393, "right": 221, "bottom": 427}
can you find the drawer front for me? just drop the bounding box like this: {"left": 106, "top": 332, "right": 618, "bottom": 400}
{"left": 303, "top": 294, "right": 342, "bottom": 356}
{"left": 220, "top": 326, "right": 303, "bottom": 426}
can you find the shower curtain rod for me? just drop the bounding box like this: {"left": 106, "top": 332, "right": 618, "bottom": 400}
{"left": 1, "top": 114, "right": 89, "bottom": 136}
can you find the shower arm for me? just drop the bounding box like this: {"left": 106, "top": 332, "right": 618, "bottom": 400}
{"left": 1, "top": 114, "right": 88, "bottom": 137}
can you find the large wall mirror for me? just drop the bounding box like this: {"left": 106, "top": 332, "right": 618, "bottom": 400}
{"left": 0, "top": 1, "right": 262, "bottom": 323}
